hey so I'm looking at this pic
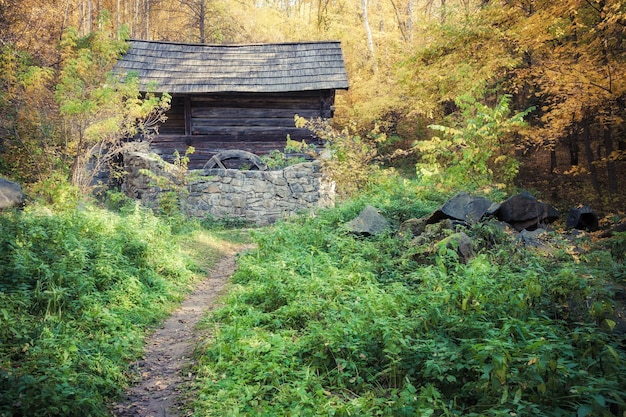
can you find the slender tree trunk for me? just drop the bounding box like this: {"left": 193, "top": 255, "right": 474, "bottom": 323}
{"left": 87, "top": 0, "right": 92, "bottom": 33}
{"left": 550, "top": 148, "right": 557, "bottom": 174}
{"left": 583, "top": 117, "right": 602, "bottom": 204}
{"left": 619, "top": 101, "right": 626, "bottom": 151}
{"left": 569, "top": 120, "right": 579, "bottom": 165}
{"left": 199, "top": 0, "right": 206, "bottom": 42}
{"left": 361, "top": 0, "right": 377, "bottom": 73}
{"left": 116, "top": 0, "right": 120, "bottom": 37}
{"left": 440, "top": 0, "right": 446, "bottom": 23}
{"left": 145, "top": 0, "right": 150, "bottom": 39}
{"left": 61, "top": 0, "right": 71, "bottom": 40}
{"left": 603, "top": 122, "right": 618, "bottom": 196}
{"left": 135, "top": 0, "right": 140, "bottom": 37}
{"left": 407, "top": 0, "right": 414, "bottom": 42}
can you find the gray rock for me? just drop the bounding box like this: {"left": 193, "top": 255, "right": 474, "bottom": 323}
{"left": 427, "top": 192, "right": 494, "bottom": 225}
{"left": 438, "top": 232, "right": 474, "bottom": 263}
{"left": 566, "top": 205, "right": 599, "bottom": 231}
{"left": 398, "top": 217, "right": 428, "bottom": 238}
{"left": 600, "top": 222, "right": 626, "bottom": 238}
{"left": 410, "top": 219, "right": 456, "bottom": 248}
{"left": 516, "top": 228, "right": 550, "bottom": 249}
{"left": 0, "top": 177, "right": 25, "bottom": 210}
{"left": 496, "top": 192, "right": 559, "bottom": 231}
{"left": 346, "top": 205, "right": 391, "bottom": 236}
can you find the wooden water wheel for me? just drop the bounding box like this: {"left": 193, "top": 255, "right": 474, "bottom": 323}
{"left": 202, "top": 150, "right": 267, "bottom": 170}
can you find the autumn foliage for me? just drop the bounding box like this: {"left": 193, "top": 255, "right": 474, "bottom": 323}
{"left": 0, "top": 0, "right": 625, "bottom": 209}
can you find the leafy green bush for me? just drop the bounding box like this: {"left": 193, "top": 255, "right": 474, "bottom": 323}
{"left": 189, "top": 181, "right": 626, "bottom": 416}
{"left": 415, "top": 94, "right": 534, "bottom": 192}
{"left": 0, "top": 202, "right": 201, "bottom": 416}
{"left": 296, "top": 116, "right": 385, "bottom": 199}
{"left": 260, "top": 137, "right": 314, "bottom": 170}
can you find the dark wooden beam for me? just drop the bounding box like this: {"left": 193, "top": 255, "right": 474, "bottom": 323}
{"left": 184, "top": 96, "right": 192, "bottom": 136}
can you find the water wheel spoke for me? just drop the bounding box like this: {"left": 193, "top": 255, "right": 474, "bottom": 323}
{"left": 203, "top": 150, "right": 267, "bottom": 171}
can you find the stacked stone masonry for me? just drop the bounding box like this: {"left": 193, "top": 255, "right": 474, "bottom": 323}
{"left": 123, "top": 152, "right": 335, "bottom": 225}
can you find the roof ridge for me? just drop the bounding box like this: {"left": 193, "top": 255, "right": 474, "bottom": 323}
{"left": 128, "top": 39, "right": 342, "bottom": 47}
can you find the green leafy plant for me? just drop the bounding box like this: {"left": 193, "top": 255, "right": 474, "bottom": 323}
{"left": 415, "top": 94, "right": 534, "bottom": 191}
{"left": 260, "top": 136, "right": 315, "bottom": 169}
{"left": 54, "top": 13, "right": 170, "bottom": 194}
{"left": 295, "top": 116, "right": 385, "bottom": 199}
{"left": 0, "top": 200, "right": 231, "bottom": 416}
{"left": 187, "top": 178, "right": 626, "bottom": 417}
{"left": 139, "top": 147, "right": 196, "bottom": 217}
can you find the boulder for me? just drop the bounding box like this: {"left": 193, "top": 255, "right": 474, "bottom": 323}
{"left": 438, "top": 232, "right": 474, "bottom": 263}
{"left": 426, "top": 192, "right": 494, "bottom": 225}
{"left": 346, "top": 205, "right": 391, "bottom": 236}
{"left": 496, "top": 192, "right": 559, "bottom": 231}
{"left": 397, "top": 217, "right": 427, "bottom": 238}
{"left": 410, "top": 219, "right": 457, "bottom": 248}
{"left": 0, "top": 177, "right": 25, "bottom": 210}
{"left": 565, "top": 205, "right": 599, "bottom": 231}
{"left": 516, "top": 228, "right": 550, "bottom": 249}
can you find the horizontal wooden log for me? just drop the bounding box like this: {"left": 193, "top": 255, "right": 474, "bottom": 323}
{"left": 190, "top": 98, "right": 321, "bottom": 110}
{"left": 188, "top": 91, "right": 329, "bottom": 105}
{"left": 158, "top": 127, "right": 185, "bottom": 134}
{"left": 190, "top": 125, "right": 311, "bottom": 137}
{"left": 192, "top": 117, "right": 296, "bottom": 127}
{"left": 153, "top": 131, "right": 317, "bottom": 143}
{"left": 190, "top": 107, "right": 319, "bottom": 119}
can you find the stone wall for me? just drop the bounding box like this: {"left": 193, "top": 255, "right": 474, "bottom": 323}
{"left": 122, "top": 152, "right": 335, "bottom": 225}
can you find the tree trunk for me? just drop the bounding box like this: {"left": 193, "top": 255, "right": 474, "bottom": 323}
{"left": 440, "top": 0, "right": 446, "bottom": 23}
{"left": 583, "top": 117, "right": 602, "bottom": 204}
{"left": 569, "top": 121, "right": 579, "bottom": 166}
{"left": 135, "top": 0, "right": 140, "bottom": 37}
{"left": 550, "top": 148, "right": 557, "bottom": 173}
{"left": 407, "top": 0, "right": 414, "bottom": 41}
{"left": 199, "top": 0, "right": 206, "bottom": 43}
{"left": 86, "top": 0, "right": 92, "bottom": 34}
{"left": 603, "top": 123, "right": 618, "bottom": 196}
{"left": 145, "top": 0, "right": 150, "bottom": 39}
{"left": 361, "top": 0, "right": 377, "bottom": 73}
{"left": 389, "top": 0, "right": 406, "bottom": 42}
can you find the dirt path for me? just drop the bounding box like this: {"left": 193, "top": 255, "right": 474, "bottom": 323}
{"left": 111, "top": 243, "right": 253, "bottom": 417}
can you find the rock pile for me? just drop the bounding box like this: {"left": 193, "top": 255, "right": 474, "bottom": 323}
{"left": 344, "top": 191, "right": 600, "bottom": 264}
{"left": 344, "top": 192, "right": 625, "bottom": 336}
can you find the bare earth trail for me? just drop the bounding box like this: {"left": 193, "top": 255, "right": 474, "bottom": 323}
{"left": 111, "top": 243, "right": 254, "bottom": 417}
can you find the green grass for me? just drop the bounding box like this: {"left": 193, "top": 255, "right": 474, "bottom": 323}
{"left": 0, "top": 200, "right": 241, "bottom": 417}
{"left": 188, "top": 179, "right": 626, "bottom": 416}
{"left": 2, "top": 178, "right": 624, "bottom": 417}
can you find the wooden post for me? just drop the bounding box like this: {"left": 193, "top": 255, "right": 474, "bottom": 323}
{"left": 185, "top": 96, "right": 192, "bottom": 136}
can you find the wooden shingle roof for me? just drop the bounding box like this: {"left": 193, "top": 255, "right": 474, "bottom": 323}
{"left": 114, "top": 40, "right": 349, "bottom": 94}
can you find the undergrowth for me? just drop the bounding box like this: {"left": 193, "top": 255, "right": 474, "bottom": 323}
{"left": 189, "top": 179, "right": 626, "bottom": 416}
{"left": 0, "top": 197, "right": 230, "bottom": 417}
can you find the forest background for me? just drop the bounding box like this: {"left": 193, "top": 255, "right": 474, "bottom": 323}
{"left": 1, "top": 0, "right": 625, "bottom": 212}
{"left": 2, "top": 2, "right": 626, "bottom": 416}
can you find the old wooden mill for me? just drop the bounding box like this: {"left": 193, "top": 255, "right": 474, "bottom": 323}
{"left": 114, "top": 39, "right": 349, "bottom": 169}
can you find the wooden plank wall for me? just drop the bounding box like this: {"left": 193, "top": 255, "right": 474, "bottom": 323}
{"left": 150, "top": 91, "right": 335, "bottom": 169}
